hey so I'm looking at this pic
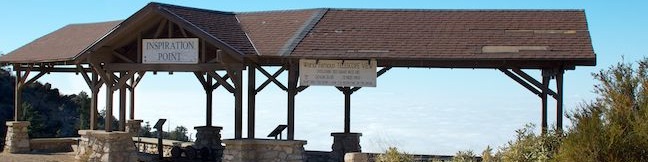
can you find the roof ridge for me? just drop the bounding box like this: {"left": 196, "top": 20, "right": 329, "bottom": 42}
{"left": 235, "top": 8, "right": 328, "bottom": 14}
{"left": 276, "top": 9, "right": 329, "bottom": 56}
{"left": 327, "top": 8, "right": 585, "bottom": 12}
{"left": 150, "top": 2, "right": 235, "bottom": 15}
{"left": 67, "top": 20, "right": 123, "bottom": 26}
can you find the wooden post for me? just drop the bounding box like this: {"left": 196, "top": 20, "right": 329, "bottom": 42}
{"left": 206, "top": 73, "right": 213, "bottom": 126}
{"left": 233, "top": 69, "right": 244, "bottom": 139}
{"left": 556, "top": 69, "right": 564, "bottom": 132}
{"left": 14, "top": 67, "right": 22, "bottom": 121}
{"left": 129, "top": 76, "right": 135, "bottom": 120}
{"left": 287, "top": 63, "right": 298, "bottom": 140}
{"left": 541, "top": 71, "right": 550, "bottom": 134}
{"left": 91, "top": 72, "right": 99, "bottom": 130}
{"left": 106, "top": 71, "right": 114, "bottom": 132}
{"left": 247, "top": 65, "right": 256, "bottom": 139}
{"left": 119, "top": 72, "right": 127, "bottom": 131}
{"left": 344, "top": 88, "right": 351, "bottom": 134}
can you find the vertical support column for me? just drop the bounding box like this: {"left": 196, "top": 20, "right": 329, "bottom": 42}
{"left": 119, "top": 72, "right": 127, "bottom": 131}
{"left": 14, "top": 67, "right": 22, "bottom": 121}
{"left": 233, "top": 70, "right": 244, "bottom": 139}
{"left": 90, "top": 72, "right": 99, "bottom": 130}
{"left": 129, "top": 76, "right": 135, "bottom": 120}
{"left": 541, "top": 70, "right": 550, "bottom": 134}
{"left": 344, "top": 88, "right": 351, "bottom": 134}
{"left": 287, "top": 63, "right": 298, "bottom": 140}
{"left": 206, "top": 73, "right": 213, "bottom": 127}
{"left": 556, "top": 69, "right": 564, "bottom": 132}
{"left": 247, "top": 65, "right": 256, "bottom": 139}
{"left": 105, "top": 71, "right": 114, "bottom": 132}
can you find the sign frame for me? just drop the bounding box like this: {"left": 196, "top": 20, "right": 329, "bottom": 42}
{"left": 142, "top": 38, "right": 199, "bottom": 64}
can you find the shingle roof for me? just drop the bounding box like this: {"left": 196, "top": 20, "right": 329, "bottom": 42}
{"left": 159, "top": 4, "right": 256, "bottom": 55}
{"left": 236, "top": 9, "right": 326, "bottom": 56}
{"left": 289, "top": 9, "right": 594, "bottom": 63}
{"left": 0, "top": 3, "right": 596, "bottom": 67}
{"left": 0, "top": 21, "right": 120, "bottom": 64}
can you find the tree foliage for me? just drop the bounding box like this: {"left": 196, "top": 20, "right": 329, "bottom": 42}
{"left": 556, "top": 58, "right": 648, "bottom": 161}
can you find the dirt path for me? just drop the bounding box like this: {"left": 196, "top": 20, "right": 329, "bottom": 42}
{"left": 0, "top": 152, "right": 76, "bottom": 162}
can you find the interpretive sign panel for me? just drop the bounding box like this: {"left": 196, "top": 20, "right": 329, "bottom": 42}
{"left": 299, "top": 59, "right": 377, "bottom": 87}
{"left": 142, "top": 38, "right": 199, "bottom": 64}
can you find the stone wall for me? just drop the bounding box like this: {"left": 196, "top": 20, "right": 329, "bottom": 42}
{"left": 3, "top": 121, "right": 31, "bottom": 153}
{"left": 75, "top": 130, "right": 137, "bottom": 162}
{"left": 222, "top": 139, "right": 307, "bottom": 162}
{"left": 30, "top": 137, "right": 78, "bottom": 152}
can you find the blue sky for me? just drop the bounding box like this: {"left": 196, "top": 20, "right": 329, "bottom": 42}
{"left": 1, "top": 1, "right": 647, "bottom": 155}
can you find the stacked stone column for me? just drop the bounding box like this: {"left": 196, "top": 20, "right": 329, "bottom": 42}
{"left": 125, "top": 120, "right": 143, "bottom": 137}
{"left": 194, "top": 126, "right": 224, "bottom": 160}
{"left": 331, "top": 133, "right": 362, "bottom": 162}
{"left": 3, "top": 121, "right": 31, "bottom": 153}
{"left": 75, "top": 130, "right": 137, "bottom": 162}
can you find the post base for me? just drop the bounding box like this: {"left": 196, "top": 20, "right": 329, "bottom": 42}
{"left": 3, "top": 121, "right": 31, "bottom": 153}
{"left": 75, "top": 130, "right": 137, "bottom": 162}
{"left": 331, "top": 132, "right": 362, "bottom": 162}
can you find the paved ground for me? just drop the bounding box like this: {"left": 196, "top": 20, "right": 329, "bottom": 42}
{"left": 0, "top": 152, "right": 76, "bottom": 162}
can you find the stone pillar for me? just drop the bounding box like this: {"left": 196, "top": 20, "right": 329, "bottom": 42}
{"left": 75, "top": 130, "right": 137, "bottom": 162}
{"left": 194, "top": 126, "right": 224, "bottom": 160}
{"left": 125, "top": 120, "right": 143, "bottom": 137}
{"left": 331, "top": 133, "right": 362, "bottom": 162}
{"left": 222, "top": 139, "right": 306, "bottom": 162}
{"left": 3, "top": 121, "right": 31, "bottom": 153}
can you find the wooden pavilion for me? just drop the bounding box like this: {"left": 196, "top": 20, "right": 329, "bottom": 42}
{"left": 0, "top": 2, "right": 595, "bottom": 161}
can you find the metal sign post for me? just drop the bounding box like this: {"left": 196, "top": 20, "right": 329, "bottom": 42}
{"left": 154, "top": 119, "right": 167, "bottom": 160}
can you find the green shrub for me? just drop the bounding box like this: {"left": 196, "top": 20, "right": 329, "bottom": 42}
{"left": 375, "top": 147, "right": 414, "bottom": 162}
{"left": 453, "top": 150, "right": 477, "bottom": 162}
{"left": 496, "top": 124, "right": 562, "bottom": 162}
{"left": 556, "top": 58, "right": 648, "bottom": 161}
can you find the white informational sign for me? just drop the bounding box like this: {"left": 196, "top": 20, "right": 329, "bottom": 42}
{"left": 142, "top": 38, "right": 199, "bottom": 64}
{"left": 299, "top": 59, "right": 377, "bottom": 87}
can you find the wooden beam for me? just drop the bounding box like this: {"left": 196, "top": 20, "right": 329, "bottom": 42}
{"left": 499, "top": 68, "right": 542, "bottom": 97}
{"left": 206, "top": 73, "right": 213, "bottom": 126}
{"left": 105, "top": 70, "right": 114, "bottom": 132}
{"left": 207, "top": 71, "right": 235, "bottom": 93}
{"left": 255, "top": 65, "right": 288, "bottom": 92}
{"left": 231, "top": 69, "right": 244, "bottom": 139}
{"left": 556, "top": 69, "right": 564, "bottom": 132}
{"left": 104, "top": 63, "right": 242, "bottom": 72}
{"left": 24, "top": 67, "right": 51, "bottom": 85}
{"left": 119, "top": 72, "right": 127, "bottom": 131}
{"left": 129, "top": 76, "right": 135, "bottom": 120}
{"left": 194, "top": 72, "right": 210, "bottom": 91}
{"left": 343, "top": 87, "right": 351, "bottom": 134}
{"left": 14, "top": 67, "right": 22, "bottom": 121}
{"left": 153, "top": 19, "right": 167, "bottom": 38}
{"left": 77, "top": 64, "right": 93, "bottom": 88}
{"left": 512, "top": 68, "right": 558, "bottom": 98}
{"left": 112, "top": 51, "right": 135, "bottom": 63}
{"left": 297, "top": 86, "right": 309, "bottom": 93}
{"left": 287, "top": 63, "right": 298, "bottom": 140}
{"left": 247, "top": 65, "right": 256, "bottom": 139}
{"left": 90, "top": 72, "right": 99, "bottom": 130}
{"left": 113, "top": 71, "right": 136, "bottom": 91}
{"left": 211, "top": 74, "right": 230, "bottom": 90}
{"left": 541, "top": 74, "right": 550, "bottom": 134}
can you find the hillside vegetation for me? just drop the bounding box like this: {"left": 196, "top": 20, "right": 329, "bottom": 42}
{"left": 0, "top": 68, "right": 190, "bottom": 149}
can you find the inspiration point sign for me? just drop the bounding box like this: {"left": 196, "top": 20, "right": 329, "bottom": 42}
{"left": 142, "top": 38, "right": 199, "bottom": 64}
{"left": 299, "top": 59, "right": 377, "bottom": 87}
